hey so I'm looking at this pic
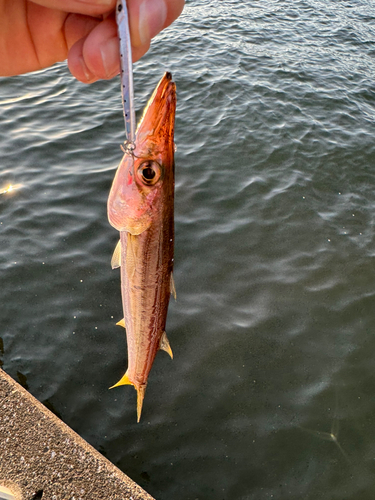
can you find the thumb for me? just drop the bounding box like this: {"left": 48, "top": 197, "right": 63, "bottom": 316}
{"left": 127, "top": 0, "right": 168, "bottom": 48}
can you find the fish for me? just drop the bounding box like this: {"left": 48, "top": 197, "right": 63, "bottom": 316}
{"left": 107, "top": 72, "right": 177, "bottom": 422}
{"left": 116, "top": 0, "right": 136, "bottom": 144}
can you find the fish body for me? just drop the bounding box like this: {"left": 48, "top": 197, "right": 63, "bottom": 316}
{"left": 108, "top": 72, "right": 176, "bottom": 421}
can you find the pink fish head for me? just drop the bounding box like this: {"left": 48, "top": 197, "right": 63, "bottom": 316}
{"left": 108, "top": 72, "right": 176, "bottom": 235}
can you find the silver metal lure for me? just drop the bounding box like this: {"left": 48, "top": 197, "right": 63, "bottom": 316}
{"left": 116, "top": 0, "right": 136, "bottom": 144}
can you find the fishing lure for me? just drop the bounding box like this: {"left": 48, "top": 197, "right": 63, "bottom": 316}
{"left": 116, "top": 0, "right": 136, "bottom": 145}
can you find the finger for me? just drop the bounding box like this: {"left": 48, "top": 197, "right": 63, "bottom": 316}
{"left": 164, "top": 0, "right": 185, "bottom": 30}
{"left": 127, "top": 0, "right": 185, "bottom": 48}
{"left": 68, "top": 36, "right": 97, "bottom": 82}
{"left": 69, "top": 16, "right": 119, "bottom": 82}
{"left": 67, "top": 16, "right": 150, "bottom": 82}
{"left": 64, "top": 13, "right": 102, "bottom": 49}
{"left": 30, "top": 0, "right": 116, "bottom": 17}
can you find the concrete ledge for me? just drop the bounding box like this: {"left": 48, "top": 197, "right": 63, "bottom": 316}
{"left": 0, "top": 368, "right": 154, "bottom": 500}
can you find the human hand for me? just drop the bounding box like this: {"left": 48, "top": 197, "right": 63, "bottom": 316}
{"left": 0, "top": 0, "right": 184, "bottom": 82}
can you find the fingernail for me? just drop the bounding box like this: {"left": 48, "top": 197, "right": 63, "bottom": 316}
{"left": 100, "top": 37, "right": 120, "bottom": 78}
{"left": 138, "top": 0, "right": 167, "bottom": 47}
{"left": 79, "top": 56, "right": 95, "bottom": 83}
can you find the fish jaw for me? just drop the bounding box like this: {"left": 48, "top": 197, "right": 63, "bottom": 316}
{"left": 135, "top": 72, "right": 176, "bottom": 158}
{"left": 108, "top": 72, "right": 176, "bottom": 235}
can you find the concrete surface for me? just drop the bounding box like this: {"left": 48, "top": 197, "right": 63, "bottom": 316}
{"left": 0, "top": 368, "right": 155, "bottom": 500}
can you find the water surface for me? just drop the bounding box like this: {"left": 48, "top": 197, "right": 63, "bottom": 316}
{"left": 1, "top": 1, "right": 375, "bottom": 498}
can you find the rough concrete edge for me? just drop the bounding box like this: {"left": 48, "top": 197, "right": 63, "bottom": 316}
{"left": 0, "top": 368, "right": 155, "bottom": 500}
{"left": 0, "top": 481, "right": 22, "bottom": 500}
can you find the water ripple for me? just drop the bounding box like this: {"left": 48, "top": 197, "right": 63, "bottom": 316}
{"left": 1, "top": 0, "right": 375, "bottom": 498}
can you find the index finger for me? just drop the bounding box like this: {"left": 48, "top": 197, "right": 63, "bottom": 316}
{"left": 31, "top": 0, "right": 116, "bottom": 17}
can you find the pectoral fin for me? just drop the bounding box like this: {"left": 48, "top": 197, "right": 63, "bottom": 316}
{"left": 126, "top": 233, "right": 137, "bottom": 279}
{"left": 159, "top": 331, "right": 173, "bottom": 359}
{"left": 111, "top": 239, "right": 121, "bottom": 269}
{"left": 170, "top": 273, "right": 177, "bottom": 300}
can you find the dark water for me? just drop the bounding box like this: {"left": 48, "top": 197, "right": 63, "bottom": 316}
{"left": 1, "top": 0, "right": 375, "bottom": 498}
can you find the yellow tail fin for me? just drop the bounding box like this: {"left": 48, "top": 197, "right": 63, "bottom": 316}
{"left": 136, "top": 384, "right": 147, "bottom": 423}
{"left": 109, "top": 371, "right": 132, "bottom": 389}
{"left": 110, "top": 372, "right": 147, "bottom": 423}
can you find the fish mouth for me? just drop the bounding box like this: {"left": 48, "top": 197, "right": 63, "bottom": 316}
{"left": 135, "top": 72, "right": 177, "bottom": 150}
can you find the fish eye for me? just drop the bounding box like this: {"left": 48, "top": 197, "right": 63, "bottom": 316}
{"left": 137, "top": 161, "right": 162, "bottom": 186}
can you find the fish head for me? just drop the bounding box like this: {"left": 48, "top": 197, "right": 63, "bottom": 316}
{"left": 108, "top": 72, "right": 176, "bottom": 235}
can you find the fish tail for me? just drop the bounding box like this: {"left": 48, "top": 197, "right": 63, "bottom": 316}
{"left": 136, "top": 384, "right": 147, "bottom": 423}
{"left": 110, "top": 373, "right": 147, "bottom": 422}
{"left": 109, "top": 370, "right": 133, "bottom": 389}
